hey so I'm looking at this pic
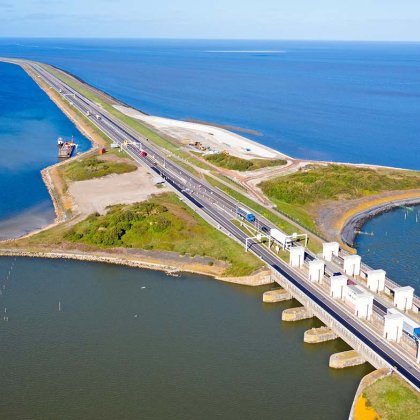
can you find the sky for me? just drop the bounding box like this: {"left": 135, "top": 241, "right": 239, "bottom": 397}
{"left": 1, "top": 0, "right": 420, "bottom": 41}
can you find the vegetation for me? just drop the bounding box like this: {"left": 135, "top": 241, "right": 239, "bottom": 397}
{"left": 64, "top": 157, "right": 137, "bottom": 181}
{"left": 204, "top": 175, "right": 322, "bottom": 253}
{"left": 258, "top": 164, "right": 420, "bottom": 233}
{"left": 363, "top": 375, "right": 420, "bottom": 420}
{"left": 205, "top": 152, "right": 287, "bottom": 171}
{"left": 64, "top": 193, "right": 263, "bottom": 276}
{"left": 260, "top": 165, "right": 420, "bottom": 206}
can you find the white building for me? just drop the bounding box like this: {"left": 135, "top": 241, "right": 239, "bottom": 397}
{"left": 366, "top": 269, "right": 386, "bottom": 293}
{"left": 308, "top": 259, "right": 325, "bottom": 283}
{"left": 343, "top": 254, "right": 361, "bottom": 276}
{"left": 330, "top": 275, "right": 348, "bottom": 299}
{"left": 345, "top": 284, "right": 374, "bottom": 320}
{"left": 383, "top": 312, "right": 404, "bottom": 342}
{"left": 322, "top": 242, "right": 339, "bottom": 262}
{"left": 393, "top": 286, "right": 414, "bottom": 311}
{"left": 289, "top": 246, "right": 305, "bottom": 268}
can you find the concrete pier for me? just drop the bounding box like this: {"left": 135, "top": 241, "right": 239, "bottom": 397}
{"left": 304, "top": 326, "right": 338, "bottom": 343}
{"left": 282, "top": 306, "right": 313, "bottom": 322}
{"left": 263, "top": 288, "right": 292, "bottom": 303}
{"left": 329, "top": 350, "right": 366, "bottom": 368}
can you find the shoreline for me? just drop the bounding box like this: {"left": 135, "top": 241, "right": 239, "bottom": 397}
{"left": 1, "top": 58, "right": 419, "bottom": 417}
{"left": 0, "top": 248, "right": 273, "bottom": 286}
{"left": 1, "top": 58, "right": 419, "bottom": 283}
{"left": 341, "top": 197, "right": 420, "bottom": 247}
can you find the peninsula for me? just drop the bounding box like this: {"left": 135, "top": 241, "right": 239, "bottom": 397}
{"left": 0, "top": 58, "right": 419, "bottom": 418}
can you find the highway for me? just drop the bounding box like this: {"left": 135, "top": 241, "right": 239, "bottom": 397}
{"left": 27, "top": 61, "right": 420, "bottom": 390}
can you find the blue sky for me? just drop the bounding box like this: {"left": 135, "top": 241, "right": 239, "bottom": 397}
{"left": 1, "top": 0, "right": 420, "bottom": 41}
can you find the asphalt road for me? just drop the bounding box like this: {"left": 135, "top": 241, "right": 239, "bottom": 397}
{"left": 27, "top": 61, "right": 420, "bottom": 390}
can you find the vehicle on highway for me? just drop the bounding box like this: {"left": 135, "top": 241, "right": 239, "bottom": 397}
{"left": 236, "top": 207, "right": 256, "bottom": 222}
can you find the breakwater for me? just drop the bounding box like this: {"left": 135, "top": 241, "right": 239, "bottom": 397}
{"left": 341, "top": 198, "right": 420, "bottom": 247}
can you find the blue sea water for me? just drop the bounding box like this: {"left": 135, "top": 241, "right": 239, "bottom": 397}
{"left": 0, "top": 62, "right": 90, "bottom": 239}
{"left": 0, "top": 38, "right": 418, "bottom": 284}
{"left": 0, "top": 39, "right": 418, "bottom": 417}
{"left": 355, "top": 206, "right": 420, "bottom": 294}
{"left": 0, "top": 39, "right": 419, "bottom": 169}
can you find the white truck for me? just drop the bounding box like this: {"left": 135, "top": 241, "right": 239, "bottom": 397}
{"left": 270, "top": 228, "right": 292, "bottom": 249}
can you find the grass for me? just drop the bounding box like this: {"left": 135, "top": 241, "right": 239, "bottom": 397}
{"left": 260, "top": 164, "right": 420, "bottom": 206}
{"left": 204, "top": 175, "right": 321, "bottom": 253}
{"left": 363, "top": 375, "right": 420, "bottom": 420}
{"left": 43, "top": 64, "right": 326, "bottom": 250}
{"left": 63, "top": 157, "right": 137, "bottom": 181}
{"left": 209, "top": 171, "right": 247, "bottom": 191}
{"left": 259, "top": 164, "right": 420, "bottom": 234}
{"left": 205, "top": 152, "right": 287, "bottom": 171}
{"left": 63, "top": 192, "right": 263, "bottom": 277}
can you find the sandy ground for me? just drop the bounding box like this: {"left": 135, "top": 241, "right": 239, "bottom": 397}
{"left": 315, "top": 189, "right": 420, "bottom": 246}
{"left": 114, "top": 105, "right": 288, "bottom": 160}
{"left": 69, "top": 166, "right": 167, "bottom": 216}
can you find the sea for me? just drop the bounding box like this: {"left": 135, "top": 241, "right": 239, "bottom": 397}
{"left": 0, "top": 39, "right": 419, "bottom": 418}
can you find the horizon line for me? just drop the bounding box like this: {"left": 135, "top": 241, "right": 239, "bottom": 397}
{"left": 1, "top": 36, "right": 420, "bottom": 44}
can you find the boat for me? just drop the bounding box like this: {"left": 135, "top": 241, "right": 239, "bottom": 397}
{"left": 57, "top": 137, "right": 76, "bottom": 158}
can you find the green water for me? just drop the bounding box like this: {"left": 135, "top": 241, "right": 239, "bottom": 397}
{"left": 0, "top": 257, "right": 372, "bottom": 419}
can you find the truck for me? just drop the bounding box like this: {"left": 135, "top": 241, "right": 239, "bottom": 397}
{"left": 139, "top": 150, "right": 147, "bottom": 157}
{"left": 387, "top": 308, "right": 420, "bottom": 339}
{"left": 236, "top": 207, "right": 255, "bottom": 223}
{"left": 270, "top": 228, "right": 292, "bottom": 248}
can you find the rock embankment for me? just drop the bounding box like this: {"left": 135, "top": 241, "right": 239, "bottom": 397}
{"left": 0, "top": 248, "right": 272, "bottom": 286}
{"left": 341, "top": 197, "right": 420, "bottom": 247}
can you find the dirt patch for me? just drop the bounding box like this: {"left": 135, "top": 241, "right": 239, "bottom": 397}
{"left": 68, "top": 167, "right": 167, "bottom": 217}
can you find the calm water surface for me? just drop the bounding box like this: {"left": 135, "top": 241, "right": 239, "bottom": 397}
{"left": 0, "top": 62, "right": 90, "bottom": 239}
{"left": 356, "top": 205, "right": 420, "bottom": 294}
{"left": 0, "top": 257, "right": 371, "bottom": 419}
{"left": 0, "top": 40, "right": 417, "bottom": 419}
{"left": 0, "top": 39, "right": 419, "bottom": 169}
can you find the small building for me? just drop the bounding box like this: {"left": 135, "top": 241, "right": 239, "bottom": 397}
{"left": 289, "top": 246, "right": 305, "bottom": 268}
{"left": 345, "top": 284, "right": 374, "bottom": 320}
{"left": 383, "top": 312, "right": 404, "bottom": 342}
{"left": 308, "top": 259, "right": 325, "bottom": 283}
{"left": 322, "top": 242, "right": 339, "bottom": 262}
{"left": 393, "top": 286, "right": 414, "bottom": 311}
{"left": 343, "top": 254, "right": 361, "bottom": 277}
{"left": 330, "top": 275, "right": 347, "bottom": 299}
{"left": 366, "top": 269, "right": 386, "bottom": 293}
